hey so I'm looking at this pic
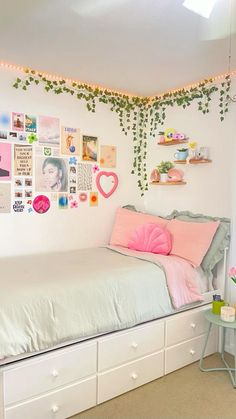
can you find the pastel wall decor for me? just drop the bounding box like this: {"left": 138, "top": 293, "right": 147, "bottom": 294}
{"left": 96, "top": 171, "right": 118, "bottom": 198}
{"left": 33, "top": 195, "right": 50, "bottom": 214}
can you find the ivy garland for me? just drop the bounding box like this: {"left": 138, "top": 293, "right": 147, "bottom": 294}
{"left": 12, "top": 69, "right": 232, "bottom": 196}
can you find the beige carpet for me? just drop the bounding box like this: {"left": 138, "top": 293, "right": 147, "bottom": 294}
{"left": 72, "top": 354, "right": 236, "bottom": 419}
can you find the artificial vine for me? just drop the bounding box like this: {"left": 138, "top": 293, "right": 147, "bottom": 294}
{"left": 12, "top": 68, "right": 232, "bottom": 196}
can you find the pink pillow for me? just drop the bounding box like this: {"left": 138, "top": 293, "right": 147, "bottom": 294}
{"left": 128, "top": 223, "right": 172, "bottom": 255}
{"left": 110, "top": 207, "right": 168, "bottom": 248}
{"left": 167, "top": 219, "right": 220, "bottom": 267}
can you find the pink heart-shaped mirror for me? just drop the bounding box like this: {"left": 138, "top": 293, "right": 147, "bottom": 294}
{"left": 96, "top": 171, "right": 118, "bottom": 198}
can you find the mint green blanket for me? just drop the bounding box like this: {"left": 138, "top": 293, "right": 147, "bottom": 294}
{"left": 0, "top": 247, "right": 173, "bottom": 360}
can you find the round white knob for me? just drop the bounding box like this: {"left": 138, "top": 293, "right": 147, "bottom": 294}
{"left": 190, "top": 323, "right": 196, "bottom": 329}
{"left": 51, "top": 405, "right": 59, "bottom": 413}
{"left": 190, "top": 349, "right": 195, "bottom": 356}
{"left": 51, "top": 369, "right": 59, "bottom": 378}
{"left": 131, "top": 372, "right": 138, "bottom": 380}
{"left": 131, "top": 342, "right": 138, "bottom": 349}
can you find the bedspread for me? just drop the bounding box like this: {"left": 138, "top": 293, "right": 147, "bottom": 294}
{"left": 0, "top": 246, "right": 202, "bottom": 360}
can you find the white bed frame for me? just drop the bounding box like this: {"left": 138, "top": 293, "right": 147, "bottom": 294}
{"left": 0, "top": 253, "right": 227, "bottom": 419}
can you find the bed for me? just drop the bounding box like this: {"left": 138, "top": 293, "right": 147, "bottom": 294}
{"left": 0, "top": 208, "right": 230, "bottom": 419}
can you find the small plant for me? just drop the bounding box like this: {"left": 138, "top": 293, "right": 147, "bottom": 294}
{"left": 177, "top": 147, "right": 188, "bottom": 152}
{"left": 157, "top": 161, "right": 174, "bottom": 174}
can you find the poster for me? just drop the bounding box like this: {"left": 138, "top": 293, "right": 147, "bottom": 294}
{"left": 0, "top": 131, "right": 7, "bottom": 140}
{"left": 35, "top": 157, "right": 68, "bottom": 192}
{"left": 25, "top": 114, "right": 37, "bottom": 133}
{"left": 0, "top": 183, "right": 11, "bottom": 213}
{"left": 38, "top": 115, "right": 60, "bottom": 146}
{"left": 0, "top": 112, "right": 11, "bottom": 130}
{"left": 0, "top": 143, "right": 11, "bottom": 180}
{"left": 77, "top": 163, "right": 92, "bottom": 190}
{"left": 12, "top": 112, "right": 24, "bottom": 131}
{"left": 100, "top": 145, "right": 116, "bottom": 168}
{"left": 14, "top": 145, "right": 32, "bottom": 177}
{"left": 61, "top": 126, "right": 80, "bottom": 156}
{"left": 82, "top": 135, "right": 98, "bottom": 162}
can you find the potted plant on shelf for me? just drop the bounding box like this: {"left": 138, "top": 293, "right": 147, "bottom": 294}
{"left": 157, "top": 161, "right": 174, "bottom": 182}
{"left": 174, "top": 147, "right": 189, "bottom": 161}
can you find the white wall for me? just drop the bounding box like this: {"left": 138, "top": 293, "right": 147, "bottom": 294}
{"left": 0, "top": 68, "right": 141, "bottom": 257}
{"left": 145, "top": 80, "right": 236, "bottom": 219}
{"left": 1, "top": 67, "right": 235, "bottom": 266}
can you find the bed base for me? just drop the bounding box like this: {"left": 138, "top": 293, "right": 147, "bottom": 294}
{"left": 0, "top": 302, "right": 218, "bottom": 419}
{"left": 0, "top": 254, "right": 227, "bottom": 419}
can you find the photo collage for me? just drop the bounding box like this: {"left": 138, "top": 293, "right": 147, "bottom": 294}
{"left": 0, "top": 111, "right": 117, "bottom": 214}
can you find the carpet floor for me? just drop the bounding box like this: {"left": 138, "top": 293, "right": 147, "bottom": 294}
{"left": 72, "top": 354, "right": 236, "bottom": 419}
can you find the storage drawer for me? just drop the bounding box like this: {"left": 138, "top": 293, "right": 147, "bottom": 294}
{"left": 98, "top": 351, "right": 164, "bottom": 404}
{"left": 4, "top": 341, "right": 97, "bottom": 406}
{"left": 5, "top": 376, "right": 96, "bottom": 419}
{"left": 166, "top": 307, "right": 210, "bottom": 347}
{"left": 165, "top": 328, "right": 218, "bottom": 374}
{"left": 98, "top": 320, "right": 164, "bottom": 371}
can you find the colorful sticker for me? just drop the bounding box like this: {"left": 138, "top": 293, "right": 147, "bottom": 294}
{"left": 44, "top": 147, "right": 52, "bottom": 156}
{"left": 79, "top": 192, "right": 87, "bottom": 202}
{"left": 13, "top": 200, "right": 25, "bottom": 213}
{"left": 27, "top": 133, "right": 38, "bottom": 144}
{"left": 70, "top": 199, "right": 78, "bottom": 209}
{"left": 33, "top": 195, "right": 50, "bottom": 214}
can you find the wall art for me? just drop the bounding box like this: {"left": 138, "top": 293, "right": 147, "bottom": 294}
{"left": 82, "top": 135, "right": 98, "bottom": 162}
{"left": 35, "top": 157, "right": 68, "bottom": 192}
{"left": 0, "top": 183, "right": 11, "bottom": 213}
{"left": 96, "top": 171, "right": 118, "bottom": 198}
{"left": 38, "top": 115, "right": 60, "bottom": 147}
{"left": 61, "top": 126, "right": 80, "bottom": 156}
{"left": 100, "top": 145, "right": 116, "bottom": 168}
{"left": 0, "top": 142, "right": 11, "bottom": 180}
{"left": 14, "top": 145, "right": 32, "bottom": 177}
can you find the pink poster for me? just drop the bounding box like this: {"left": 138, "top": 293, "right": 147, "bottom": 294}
{"left": 0, "top": 143, "right": 11, "bottom": 180}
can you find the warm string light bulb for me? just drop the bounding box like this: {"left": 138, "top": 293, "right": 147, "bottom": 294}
{"left": 0, "top": 60, "right": 236, "bottom": 100}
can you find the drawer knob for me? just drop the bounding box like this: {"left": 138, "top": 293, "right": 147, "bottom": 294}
{"left": 51, "top": 369, "right": 59, "bottom": 378}
{"left": 131, "top": 372, "right": 138, "bottom": 380}
{"left": 51, "top": 405, "right": 59, "bottom": 413}
{"left": 131, "top": 342, "right": 138, "bottom": 349}
{"left": 190, "top": 323, "right": 196, "bottom": 329}
{"left": 190, "top": 349, "right": 196, "bottom": 356}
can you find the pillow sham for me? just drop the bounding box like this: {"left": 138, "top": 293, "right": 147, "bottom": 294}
{"left": 169, "top": 210, "right": 230, "bottom": 274}
{"left": 128, "top": 223, "right": 172, "bottom": 255}
{"left": 167, "top": 218, "right": 220, "bottom": 267}
{"left": 110, "top": 207, "right": 168, "bottom": 248}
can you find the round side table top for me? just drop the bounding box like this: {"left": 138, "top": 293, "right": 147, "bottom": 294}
{"left": 205, "top": 309, "right": 236, "bottom": 329}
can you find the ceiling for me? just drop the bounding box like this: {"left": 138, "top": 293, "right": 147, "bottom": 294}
{"left": 0, "top": 0, "right": 236, "bottom": 96}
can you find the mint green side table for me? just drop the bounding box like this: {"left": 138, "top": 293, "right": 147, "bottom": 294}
{"left": 199, "top": 309, "right": 236, "bottom": 388}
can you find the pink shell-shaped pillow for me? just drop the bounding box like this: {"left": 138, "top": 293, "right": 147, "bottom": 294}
{"left": 128, "top": 223, "right": 172, "bottom": 255}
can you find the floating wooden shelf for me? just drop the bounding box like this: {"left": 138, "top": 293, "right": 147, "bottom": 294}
{"left": 150, "top": 181, "right": 186, "bottom": 186}
{"left": 157, "top": 140, "right": 188, "bottom": 146}
{"left": 174, "top": 159, "right": 212, "bottom": 165}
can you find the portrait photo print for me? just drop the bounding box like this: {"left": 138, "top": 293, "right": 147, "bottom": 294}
{"left": 35, "top": 157, "right": 68, "bottom": 192}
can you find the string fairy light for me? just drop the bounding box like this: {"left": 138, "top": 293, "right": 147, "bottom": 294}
{"left": 0, "top": 59, "right": 236, "bottom": 100}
